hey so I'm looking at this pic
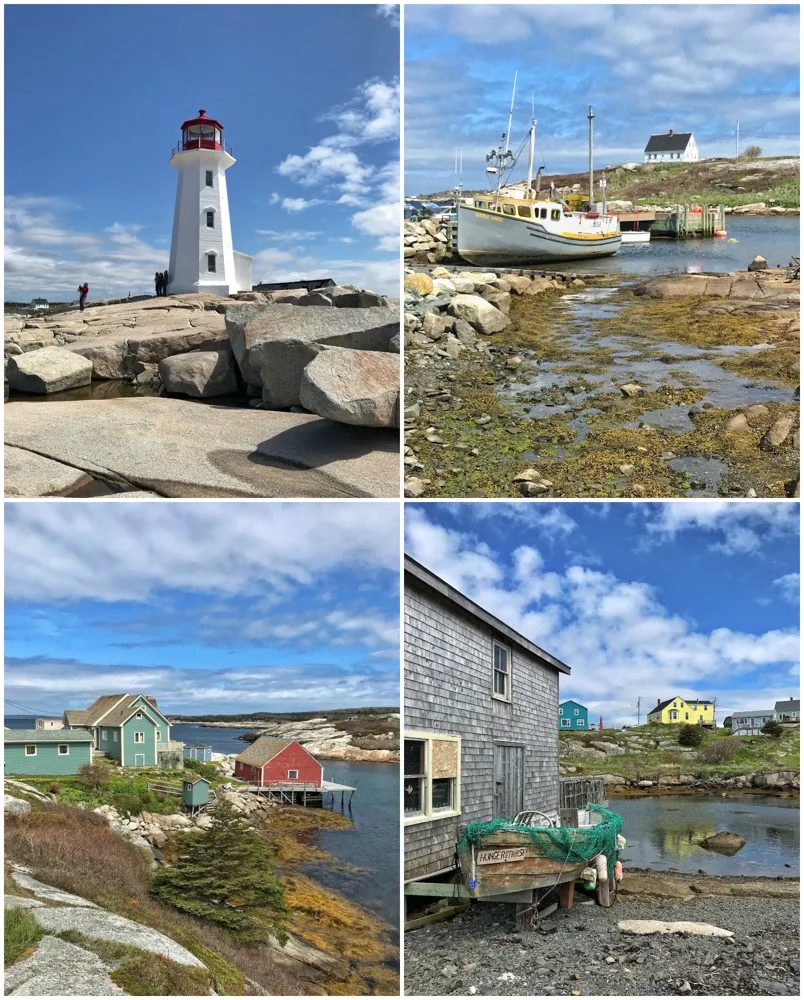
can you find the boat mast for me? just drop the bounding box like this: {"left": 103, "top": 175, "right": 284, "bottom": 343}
{"left": 526, "top": 118, "right": 536, "bottom": 193}
{"left": 504, "top": 72, "right": 518, "bottom": 155}
{"left": 587, "top": 105, "right": 595, "bottom": 211}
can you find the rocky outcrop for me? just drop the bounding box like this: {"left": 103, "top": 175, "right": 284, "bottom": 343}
{"left": 635, "top": 268, "right": 799, "bottom": 306}
{"left": 158, "top": 348, "right": 238, "bottom": 398}
{"left": 700, "top": 831, "right": 746, "bottom": 853}
{"left": 6, "top": 346, "right": 93, "bottom": 394}
{"left": 4, "top": 933, "right": 127, "bottom": 996}
{"left": 4, "top": 445, "right": 91, "bottom": 497}
{"left": 300, "top": 347, "right": 400, "bottom": 428}
{"left": 5, "top": 396, "right": 399, "bottom": 498}
{"left": 404, "top": 217, "right": 451, "bottom": 263}
{"left": 4, "top": 794, "right": 32, "bottom": 815}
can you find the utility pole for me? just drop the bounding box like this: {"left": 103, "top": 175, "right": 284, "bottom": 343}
{"left": 736, "top": 119, "right": 740, "bottom": 159}
{"left": 588, "top": 105, "right": 595, "bottom": 209}
{"left": 712, "top": 697, "right": 718, "bottom": 727}
{"left": 637, "top": 696, "right": 642, "bottom": 726}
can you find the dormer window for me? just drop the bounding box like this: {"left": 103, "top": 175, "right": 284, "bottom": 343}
{"left": 207, "top": 253, "right": 217, "bottom": 273}
{"left": 206, "top": 210, "right": 215, "bottom": 228}
{"left": 205, "top": 170, "right": 213, "bottom": 187}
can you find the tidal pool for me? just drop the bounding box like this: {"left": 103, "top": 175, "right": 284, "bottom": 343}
{"left": 612, "top": 794, "right": 799, "bottom": 877}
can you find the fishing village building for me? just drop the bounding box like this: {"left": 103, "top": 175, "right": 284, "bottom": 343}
{"left": 4, "top": 728, "right": 94, "bottom": 776}
{"left": 730, "top": 709, "right": 774, "bottom": 736}
{"left": 234, "top": 737, "right": 324, "bottom": 787}
{"left": 558, "top": 699, "right": 588, "bottom": 730}
{"left": 644, "top": 129, "right": 698, "bottom": 163}
{"left": 774, "top": 698, "right": 800, "bottom": 722}
{"left": 63, "top": 694, "right": 184, "bottom": 768}
{"left": 403, "top": 555, "right": 571, "bottom": 883}
{"left": 647, "top": 695, "right": 714, "bottom": 726}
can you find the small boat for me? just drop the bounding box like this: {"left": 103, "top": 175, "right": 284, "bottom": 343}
{"left": 455, "top": 98, "right": 621, "bottom": 266}
{"left": 620, "top": 230, "right": 650, "bottom": 244}
{"left": 457, "top": 805, "right": 623, "bottom": 900}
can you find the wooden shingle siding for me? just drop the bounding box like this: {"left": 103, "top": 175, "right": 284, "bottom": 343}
{"left": 404, "top": 578, "right": 560, "bottom": 881}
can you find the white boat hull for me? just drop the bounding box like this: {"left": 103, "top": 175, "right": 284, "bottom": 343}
{"left": 620, "top": 231, "right": 650, "bottom": 244}
{"left": 457, "top": 204, "right": 621, "bottom": 266}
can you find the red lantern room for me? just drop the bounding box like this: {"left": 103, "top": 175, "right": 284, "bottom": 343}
{"left": 179, "top": 109, "right": 224, "bottom": 152}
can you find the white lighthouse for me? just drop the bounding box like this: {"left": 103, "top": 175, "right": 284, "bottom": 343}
{"left": 166, "top": 109, "right": 252, "bottom": 296}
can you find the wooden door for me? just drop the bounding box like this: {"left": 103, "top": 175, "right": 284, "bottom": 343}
{"left": 494, "top": 743, "right": 524, "bottom": 818}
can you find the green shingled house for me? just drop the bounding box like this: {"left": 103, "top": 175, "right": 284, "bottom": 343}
{"left": 4, "top": 728, "right": 94, "bottom": 775}
{"left": 64, "top": 694, "right": 183, "bottom": 768}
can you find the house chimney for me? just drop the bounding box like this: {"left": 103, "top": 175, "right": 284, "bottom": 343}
{"left": 145, "top": 695, "right": 158, "bottom": 707}
{"left": 657, "top": 698, "right": 661, "bottom": 707}
{"left": 668, "top": 129, "right": 674, "bottom": 136}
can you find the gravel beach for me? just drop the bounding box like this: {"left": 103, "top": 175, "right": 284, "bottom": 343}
{"left": 404, "top": 890, "right": 800, "bottom": 996}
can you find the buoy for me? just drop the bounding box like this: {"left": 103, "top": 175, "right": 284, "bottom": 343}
{"left": 727, "top": 238, "right": 738, "bottom": 243}
{"left": 594, "top": 853, "right": 608, "bottom": 883}
{"left": 582, "top": 866, "right": 597, "bottom": 891}
{"left": 614, "top": 860, "right": 623, "bottom": 881}
{"left": 714, "top": 230, "right": 727, "bottom": 238}
{"left": 616, "top": 834, "right": 627, "bottom": 851}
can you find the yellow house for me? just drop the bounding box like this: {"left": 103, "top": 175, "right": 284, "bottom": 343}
{"left": 648, "top": 696, "right": 714, "bottom": 726}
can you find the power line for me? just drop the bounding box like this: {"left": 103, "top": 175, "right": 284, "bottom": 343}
{"left": 4, "top": 697, "right": 54, "bottom": 717}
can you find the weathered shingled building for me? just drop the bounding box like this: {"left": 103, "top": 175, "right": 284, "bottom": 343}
{"left": 404, "top": 556, "right": 571, "bottom": 882}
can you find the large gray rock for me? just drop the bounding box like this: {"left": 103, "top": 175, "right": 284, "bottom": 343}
{"left": 225, "top": 303, "right": 398, "bottom": 402}
{"left": 4, "top": 895, "right": 43, "bottom": 909}
{"left": 5, "top": 396, "right": 399, "bottom": 498}
{"left": 448, "top": 293, "right": 509, "bottom": 335}
{"left": 5, "top": 445, "right": 90, "bottom": 497}
{"left": 4, "top": 934, "right": 126, "bottom": 996}
{"left": 33, "top": 906, "right": 205, "bottom": 966}
{"left": 4, "top": 794, "right": 32, "bottom": 815}
{"left": 158, "top": 349, "right": 238, "bottom": 398}
{"left": 6, "top": 347, "right": 92, "bottom": 394}
{"left": 300, "top": 348, "right": 400, "bottom": 428}
{"left": 10, "top": 870, "right": 98, "bottom": 907}
{"left": 70, "top": 326, "right": 227, "bottom": 379}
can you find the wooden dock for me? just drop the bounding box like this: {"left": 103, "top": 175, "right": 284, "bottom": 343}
{"left": 615, "top": 204, "right": 726, "bottom": 238}
{"left": 236, "top": 779, "right": 357, "bottom": 808}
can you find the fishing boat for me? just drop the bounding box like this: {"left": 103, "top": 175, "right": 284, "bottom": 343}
{"left": 455, "top": 100, "right": 621, "bottom": 266}
{"left": 456, "top": 805, "right": 622, "bottom": 901}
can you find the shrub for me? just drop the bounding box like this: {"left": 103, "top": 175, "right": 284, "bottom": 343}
{"left": 48, "top": 783, "right": 61, "bottom": 795}
{"left": 744, "top": 145, "right": 762, "bottom": 159}
{"left": 762, "top": 719, "right": 784, "bottom": 739}
{"left": 678, "top": 724, "right": 705, "bottom": 747}
{"left": 4, "top": 906, "right": 43, "bottom": 964}
{"left": 112, "top": 953, "right": 213, "bottom": 996}
{"left": 151, "top": 799, "right": 288, "bottom": 944}
{"left": 76, "top": 761, "right": 112, "bottom": 796}
{"left": 183, "top": 758, "right": 222, "bottom": 782}
{"left": 701, "top": 737, "right": 741, "bottom": 763}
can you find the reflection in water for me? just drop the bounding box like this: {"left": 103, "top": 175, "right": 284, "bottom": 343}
{"left": 613, "top": 795, "right": 799, "bottom": 876}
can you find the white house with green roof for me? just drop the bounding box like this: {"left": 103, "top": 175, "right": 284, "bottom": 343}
{"left": 64, "top": 694, "right": 183, "bottom": 768}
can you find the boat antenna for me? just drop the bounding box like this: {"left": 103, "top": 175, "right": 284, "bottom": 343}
{"left": 504, "top": 71, "right": 518, "bottom": 155}
{"left": 588, "top": 105, "right": 595, "bottom": 211}
{"left": 526, "top": 116, "right": 536, "bottom": 193}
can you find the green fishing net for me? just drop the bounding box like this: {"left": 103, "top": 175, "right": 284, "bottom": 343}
{"left": 458, "top": 804, "right": 623, "bottom": 870}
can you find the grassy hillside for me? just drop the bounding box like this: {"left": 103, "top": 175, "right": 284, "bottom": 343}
{"left": 419, "top": 156, "right": 800, "bottom": 209}
{"left": 560, "top": 722, "right": 799, "bottom": 784}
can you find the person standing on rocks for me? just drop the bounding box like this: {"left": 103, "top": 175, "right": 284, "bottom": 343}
{"left": 155, "top": 272, "right": 163, "bottom": 297}
{"left": 162, "top": 268, "right": 169, "bottom": 296}
{"left": 77, "top": 283, "right": 89, "bottom": 311}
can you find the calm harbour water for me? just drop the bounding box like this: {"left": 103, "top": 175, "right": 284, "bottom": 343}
{"left": 613, "top": 794, "right": 800, "bottom": 877}
{"left": 541, "top": 215, "right": 800, "bottom": 275}
{"left": 6, "top": 717, "right": 400, "bottom": 929}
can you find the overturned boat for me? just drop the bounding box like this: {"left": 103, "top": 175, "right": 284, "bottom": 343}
{"left": 455, "top": 102, "right": 621, "bottom": 266}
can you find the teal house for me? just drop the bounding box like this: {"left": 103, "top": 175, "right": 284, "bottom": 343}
{"left": 559, "top": 699, "right": 589, "bottom": 730}
{"left": 4, "top": 728, "right": 94, "bottom": 775}
{"left": 64, "top": 694, "right": 183, "bottom": 769}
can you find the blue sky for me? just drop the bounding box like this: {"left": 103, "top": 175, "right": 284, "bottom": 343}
{"left": 405, "top": 502, "right": 800, "bottom": 726}
{"left": 4, "top": 4, "right": 399, "bottom": 300}
{"left": 5, "top": 502, "right": 400, "bottom": 717}
{"left": 405, "top": 4, "right": 800, "bottom": 193}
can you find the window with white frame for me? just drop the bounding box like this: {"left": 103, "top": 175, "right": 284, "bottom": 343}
{"left": 206, "top": 210, "right": 215, "bottom": 228}
{"left": 404, "top": 733, "right": 460, "bottom": 822}
{"left": 113, "top": 731, "right": 118, "bottom": 742}
{"left": 136, "top": 711, "right": 143, "bottom": 719}
{"left": 205, "top": 170, "right": 213, "bottom": 187}
{"left": 578, "top": 719, "right": 585, "bottom": 727}
{"left": 156, "top": 730, "right": 161, "bottom": 742}
{"left": 492, "top": 639, "right": 511, "bottom": 701}
{"left": 102, "top": 729, "right": 108, "bottom": 740}
{"left": 208, "top": 253, "right": 217, "bottom": 273}
{"left": 288, "top": 769, "right": 298, "bottom": 779}
{"left": 560, "top": 718, "right": 571, "bottom": 728}
{"left": 25, "top": 745, "right": 37, "bottom": 756}
{"left": 58, "top": 744, "right": 69, "bottom": 755}
{"left": 574, "top": 708, "right": 579, "bottom": 716}
{"left": 134, "top": 732, "right": 145, "bottom": 743}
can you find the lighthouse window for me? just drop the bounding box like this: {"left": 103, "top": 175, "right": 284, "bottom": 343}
{"left": 207, "top": 253, "right": 217, "bottom": 273}
{"left": 205, "top": 170, "right": 213, "bottom": 187}
{"left": 206, "top": 210, "right": 215, "bottom": 228}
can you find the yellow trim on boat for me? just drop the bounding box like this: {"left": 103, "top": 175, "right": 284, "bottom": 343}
{"left": 559, "top": 231, "right": 620, "bottom": 240}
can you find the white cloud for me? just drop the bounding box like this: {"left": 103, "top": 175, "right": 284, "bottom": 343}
{"left": 639, "top": 501, "right": 799, "bottom": 555}
{"left": 774, "top": 573, "right": 800, "bottom": 604}
{"left": 376, "top": 4, "right": 399, "bottom": 28}
{"left": 281, "top": 197, "right": 323, "bottom": 213}
{"left": 405, "top": 508, "right": 800, "bottom": 719}
{"left": 5, "top": 503, "right": 399, "bottom": 604}
{"left": 256, "top": 229, "right": 321, "bottom": 240}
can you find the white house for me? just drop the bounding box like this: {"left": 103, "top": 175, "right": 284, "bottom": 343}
{"left": 644, "top": 129, "right": 699, "bottom": 164}
{"left": 730, "top": 710, "right": 773, "bottom": 736}
{"left": 167, "top": 109, "right": 252, "bottom": 296}
{"left": 30, "top": 298, "right": 49, "bottom": 311}
{"left": 774, "top": 698, "right": 800, "bottom": 723}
